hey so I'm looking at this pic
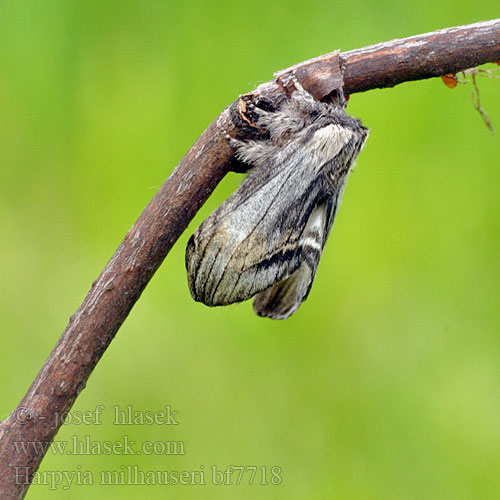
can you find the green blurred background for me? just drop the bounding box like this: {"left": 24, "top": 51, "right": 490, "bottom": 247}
{"left": 1, "top": 1, "right": 499, "bottom": 498}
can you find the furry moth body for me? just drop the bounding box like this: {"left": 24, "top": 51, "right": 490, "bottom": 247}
{"left": 186, "top": 81, "right": 368, "bottom": 319}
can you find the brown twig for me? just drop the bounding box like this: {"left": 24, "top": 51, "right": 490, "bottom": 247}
{"left": 470, "top": 71, "right": 495, "bottom": 133}
{"left": 1, "top": 19, "right": 499, "bottom": 500}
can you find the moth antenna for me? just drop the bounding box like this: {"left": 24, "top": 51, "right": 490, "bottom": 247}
{"left": 287, "top": 72, "right": 303, "bottom": 92}
{"left": 283, "top": 72, "right": 319, "bottom": 108}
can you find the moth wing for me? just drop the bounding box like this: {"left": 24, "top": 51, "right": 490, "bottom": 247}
{"left": 253, "top": 194, "right": 340, "bottom": 320}
{"left": 186, "top": 155, "right": 323, "bottom": 307}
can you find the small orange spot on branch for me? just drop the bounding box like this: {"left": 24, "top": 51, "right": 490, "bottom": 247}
{"left": 441, "top": 73, "right": 458, "bottom": 88}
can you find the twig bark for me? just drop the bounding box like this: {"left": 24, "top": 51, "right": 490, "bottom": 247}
{"left": 1, "top": 19, "right": 499, "bottom": 500}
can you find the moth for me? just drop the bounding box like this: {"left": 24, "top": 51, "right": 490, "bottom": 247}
{"left": 186, "top": 77, "right": 368, "bottom": 319}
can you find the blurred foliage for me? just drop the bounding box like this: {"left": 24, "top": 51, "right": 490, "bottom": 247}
{"left": 0, "top": 1, "right": 499, "bottom": 499}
